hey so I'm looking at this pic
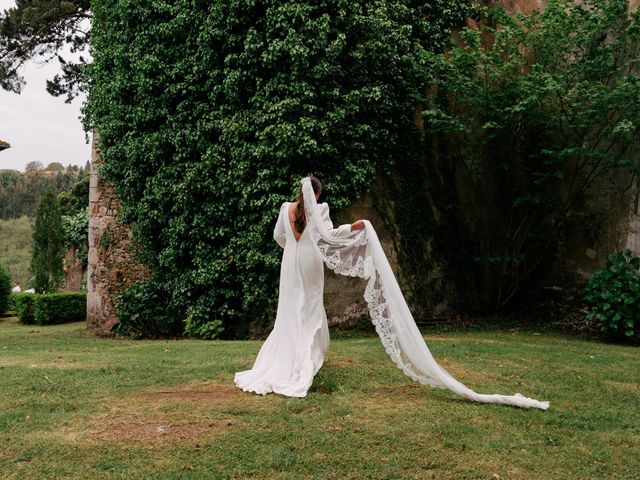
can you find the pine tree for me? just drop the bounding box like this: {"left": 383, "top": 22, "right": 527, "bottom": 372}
{"left": 30, "top": 188, "right": 64, "bottom": 293}
{"left": 0, "top": 0, "right": 90, "bottom": 100}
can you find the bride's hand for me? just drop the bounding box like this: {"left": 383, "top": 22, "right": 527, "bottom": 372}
{"left": 351, "top": 220, "right": 365, "bottom": 231}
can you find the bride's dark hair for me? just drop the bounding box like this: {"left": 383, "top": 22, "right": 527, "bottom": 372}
{"left": 294, "top": 176, "right": 322, "bottom": 234}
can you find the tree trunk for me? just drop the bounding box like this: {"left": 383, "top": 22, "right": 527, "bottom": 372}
{"left": 63, "top": 246, "right": 84, "bottom": 291}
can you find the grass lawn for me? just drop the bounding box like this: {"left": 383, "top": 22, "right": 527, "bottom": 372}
{"left": 0, "top": 317, "right": 638, "bottom": 480}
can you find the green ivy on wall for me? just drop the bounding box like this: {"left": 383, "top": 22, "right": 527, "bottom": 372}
{"left": 85, "top": 0, "right": 472, "bottom": 337}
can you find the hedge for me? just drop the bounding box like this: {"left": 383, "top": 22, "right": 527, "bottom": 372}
{"left": 13, "top": 293, "right": 36, "bottom": 324}
{"left": 14, "top": 292, "right": 86, "bottom": 325}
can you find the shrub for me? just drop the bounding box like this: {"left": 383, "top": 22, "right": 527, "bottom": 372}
{"left": 0, "top": 263, "right": 11, "bottom": 313}
{"left": 6, "top": 293, "right": 15, "bottom": 311}
{"left": 13, "top": 293, "right": 36, "bottom": 324}
{"left": 32, "top": 293, "right": 86, "bottom": 325}
{"left": 113, "top": 279, "right": 183, "bottom": 339}
{"left": 184, "top": 315, "right": 224, "bottom": 340}
{"left": 6, "top": 292, "right": 24, "bottom": 312}
{"left": 584, "top": 250, "right": 640, "bottom": 342}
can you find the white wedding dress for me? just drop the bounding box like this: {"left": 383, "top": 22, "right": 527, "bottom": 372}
{"left": 235, "top": 178, "right": 550, "bottom": 410}
{"left": 233, "top": 201, "right": 351, "bottom": 397}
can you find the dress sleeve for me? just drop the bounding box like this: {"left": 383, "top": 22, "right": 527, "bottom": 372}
{"left": 320, "top": 202, "right": 352, "bottom": 239}
{"left": 273, "top": 202, "right": 287, "bottom": 249}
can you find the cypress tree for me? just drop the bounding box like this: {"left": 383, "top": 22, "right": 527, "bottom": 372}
{"left": 0, "top": 263, "right": 11, "bottom": 313}
{"left": 31, "top": 188, "right": 64, "bottom": 293}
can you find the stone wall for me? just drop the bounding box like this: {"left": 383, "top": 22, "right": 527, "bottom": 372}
{"left": 87, "top": 133, "right": 148, "bottom": 336}
{"left": 496, "top": 0, "right": 639, "bottom": 14}
{"left": 553, "top": 171, "right": 640, "bottom": 285}
{"left": 324, "top": 188, "right": 397, "bottom": 326}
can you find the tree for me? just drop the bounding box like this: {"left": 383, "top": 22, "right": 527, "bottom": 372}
{"left": 25, "top": 161, "right": 43, "bottom": 174}
{"left": 426, "top": 0, "right": 640, "bottom": 308}
{"left": 58, "top": 171, "right": 89, "bottom": 290}
{"left": 0, "top": 262, "right": 11, "bottom": 313}
{"left": 0, "top": 0, "right": 91, "bottom": 101}
{"left": 30, "top": 187, "right": 64, "bottom": 293}
{"left": 58, "top": 175, "right": 89, "bottom": 216}
{"left": 0, "top": 167, "right": 83, "bottom": 219}
{"left": 45, "top": 162, "right": 65, "bottom": 171}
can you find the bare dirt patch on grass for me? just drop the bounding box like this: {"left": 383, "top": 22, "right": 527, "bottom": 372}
{"left": 78, "top": 382, "right": 262, "bottom": 447}
{"left": 139, "top": 382, "right": 244, "bottom": 404}
{"left": 85, "top": 414, "right": 230, "bottom": 445}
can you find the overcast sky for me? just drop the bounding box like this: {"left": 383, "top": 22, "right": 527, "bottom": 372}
{"left": 0, "top": 0, "right": 91, "bottom": 172}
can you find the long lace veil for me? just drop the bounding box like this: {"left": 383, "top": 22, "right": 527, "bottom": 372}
{"left": 301, "top": 177, "right": 549, "bottom": 410}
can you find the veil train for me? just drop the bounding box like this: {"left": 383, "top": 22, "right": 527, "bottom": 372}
{"left": 302, "top": 178, "right": 549, "bottom": 410}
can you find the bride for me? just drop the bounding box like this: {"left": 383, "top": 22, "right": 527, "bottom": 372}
{"left": 234, "top": 176, "right": 549, "bottom": 410}
{"left": 234, "top": 176, "right": 360, "bottom": 397}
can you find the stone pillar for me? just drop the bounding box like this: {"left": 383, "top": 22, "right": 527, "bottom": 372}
{"left": 624, "top": 180, "right": 640, "bottom": 254}
{"left": 87, "top": 132, "right": 148, "bottom": 336}
{"left": 498, "top": 0, "right": 545, "bottom": 14}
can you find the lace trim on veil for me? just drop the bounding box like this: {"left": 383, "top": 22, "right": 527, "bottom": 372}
{"left": 301, "top": 178, "right": 549, "bottom": 410}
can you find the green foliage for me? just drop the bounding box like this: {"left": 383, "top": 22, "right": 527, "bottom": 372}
{"left": 45, "top": 162, "right": 65, "bottom": 171}
{"left": 0, "top": 216, "right": 33, "bottom": 287}
{"left": 113, "top": 279, "right": 183, "bottom": 339}
{"left": 31, "top": 188, "right": 65, "bottom": 293}
{"left": 25, "top": 161, "right": 43, "bottom": 173}
{"left": 426, "top": 0, "right": 640, "bottom": 308}
{"left": 32, "top": 292, "right": 86, "bottom": 325}
{"left": 13, "top": 292, "right": 35, "bottom": 324}
{"left": 585, "top": 250, "right": 640, "bottom": 342}
{"left": 59, "top": 170, "right": 90, "bottom": 268}
{"left": 0, "top": 262, "right": 11, "bottom": 313}
{"left": 6, "top": 291, "right": 20, "bottom": 311}
{"left": 86, "top": 0, "right": 471, "bottom": 337}
{"left": 62, "top": 208, "right": 89, "bottom": 265}
{"left": 58, "top": 173, "right": 90, "bottom": 216}
{"left": 184, "top": 315, "right": 224, "bottom": 340}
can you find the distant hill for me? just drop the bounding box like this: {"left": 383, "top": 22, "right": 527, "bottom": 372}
{"left": 0, "top": 216, "right": 33, "bottom": 287}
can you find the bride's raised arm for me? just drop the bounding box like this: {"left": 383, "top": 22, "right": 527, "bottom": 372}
{"left": 319, "top": 202, "right": 354, "bottom": 239}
